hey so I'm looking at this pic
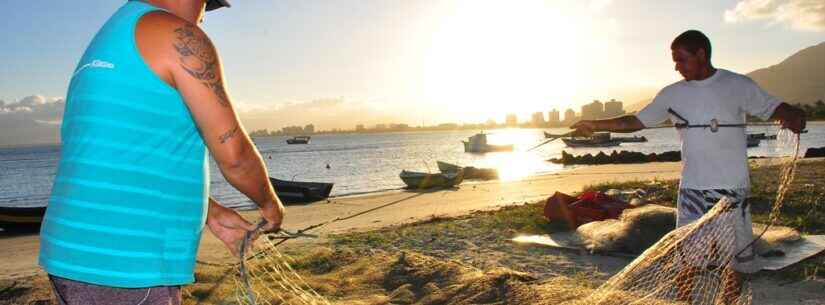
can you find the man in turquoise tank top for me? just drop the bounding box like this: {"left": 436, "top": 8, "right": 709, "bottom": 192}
{"left": 39, "top": 1, "right": 286, "bottom": 304}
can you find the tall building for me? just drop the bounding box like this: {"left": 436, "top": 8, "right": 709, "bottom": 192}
{"left": 548, "top": 109, "right": 560, "bottom": 125}
{"left": 563, "top": 108, "right": 577, "bottom": 125}
{"left": 604, "top": 99, "right": 625, "bottom": 118}
{"left": 581, "top": 100, "right": 605, "bottom": 120}
{"left": 505, "top": 113, "right": 517, "bottom": 126}
{"left": 530, "top": 112, "right": 545, "bottom": 127}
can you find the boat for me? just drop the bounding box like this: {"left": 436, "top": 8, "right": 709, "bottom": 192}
{"left": 562, "top": 132, "right": 621, "bottom": 148}
{"left": 462, "top": 132, "right": 514, "bottom": 153}
{"left": 544, "top": 131, "right": 567, "bottom": 138}
{"left": 268, "top": 177, "right": 333, "bottom": 204}
{"left": 746, "top": 136, "right": 761, "bottom": 148}
{"left": 436, "top": 161, "right": 498, "bottom": 180}
{"left": 0, "top": 206, "right": 46, "bottom": 231}
{"left": 747, "top": 133, "right": 776, "bottom": 141}
{"left": 399, "top": 170, "right": 464, "bottom": 189}
{"left": 613, "top": 135, "right": 648, "bottom": 143}
{"left": 286, "top": 136, "right": 311, "bottom": 144}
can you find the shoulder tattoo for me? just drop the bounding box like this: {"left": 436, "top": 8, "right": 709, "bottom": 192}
{"left": 173, "top": 24, "right": 230, "bottom": 107}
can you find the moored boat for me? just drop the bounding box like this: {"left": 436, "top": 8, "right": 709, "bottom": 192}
{"left": 399, "top": 170, "right": 464, "bottom": 189}
{"left": 286, "top": 136, "right": 311, "bottom": 144}
{"left": 269, "top": 177, "right": 333, "bottom": 204}
{"left": 436, "top": 161, "right": 498, "bottom": 180}
{"left": 0, "top": 206, "right": 46, "bottom": 231}
{"left": 462, "top": 132, "right": 514, "bottom": 153}
{"left": 613, "top": 135, "right": 648, "bottom": 143}
{"left": 562, "top": 132, "right": 621, "bottom": 148}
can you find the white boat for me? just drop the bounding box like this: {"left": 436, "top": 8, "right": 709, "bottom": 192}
{"left": 462, "top": 132, "right": 514, "bottom": 153}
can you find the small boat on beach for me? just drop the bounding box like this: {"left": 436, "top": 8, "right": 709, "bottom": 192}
{"left": 0, "top": 206, "right": 46, "bottom": 231}
{"left": 462, "top": 132, "right": 514, "bottom": 153}
{"left": 437, "top": 161, "right": 498, "bottom": 180}
{"left": 613, "top": 135, "right": 648, "bottom": 143}
{"left": 399, "top": 170, "right": 464, "bottom": 189}
{"left": 269, "top": 177, "right": 333, "bottom": 204}
{"left": 286, "top": 136, "right": 311, "bottom": 144}
{"left": 562, "top": 132, "right": 621, "bottom": 148}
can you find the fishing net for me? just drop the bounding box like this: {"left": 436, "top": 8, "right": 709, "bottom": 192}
{"left": 233, "top": 234, "right": 331, "bottom": 305}
{"left": 564, "top": 131, "right": 801, "bottom": 305}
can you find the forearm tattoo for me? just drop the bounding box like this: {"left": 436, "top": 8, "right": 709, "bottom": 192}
{"left": 173, "top": 24, "right": 230, "bottom": 107}
{"left": 218, "top": 125, "right": 240, "bottom": 144}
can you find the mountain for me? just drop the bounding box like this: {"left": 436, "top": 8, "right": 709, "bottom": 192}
{"left": 627, "top": 41, "right": 825, "bottom": 112}
{"left": 747, "top": 42, "right": 825, "bottom": 105}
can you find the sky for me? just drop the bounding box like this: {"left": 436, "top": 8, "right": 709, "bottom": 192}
{"left": 0, "top": 0, "right": 823, "bottom": 145}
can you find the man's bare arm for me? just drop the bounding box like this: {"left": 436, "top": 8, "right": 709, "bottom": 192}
{"left": 136, "top": 12, "right": 283, "bottom": 230}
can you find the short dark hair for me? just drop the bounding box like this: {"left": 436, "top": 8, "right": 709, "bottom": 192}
{"left": 671, "top": 30, "right": 712, "bottom": 61}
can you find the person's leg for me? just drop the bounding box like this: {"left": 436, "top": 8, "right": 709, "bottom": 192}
{"left": 725, "top": 190, "right": 756, "bottom": 305}
{"left": 673, "top": 188, "right": 708, "bottom": 302}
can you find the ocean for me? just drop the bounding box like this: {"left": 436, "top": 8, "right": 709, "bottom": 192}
{"left": 2, "top": 123, "right": 823, "bottom": 210}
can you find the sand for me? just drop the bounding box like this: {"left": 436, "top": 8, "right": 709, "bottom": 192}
{"left": 3, "top": 162, "right": 682, "bottom": 280}
{"left": 3, "top": 161, "right": 824, "bottom": 304}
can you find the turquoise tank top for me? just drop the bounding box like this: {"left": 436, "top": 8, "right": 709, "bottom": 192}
{"left": 39, "top": 1, "right": 209, "bottom": 288}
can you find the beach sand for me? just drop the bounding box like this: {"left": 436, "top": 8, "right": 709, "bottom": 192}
{"left": 3, "top": 161, "right": 823, "bottom": 304}
{"left": 3, "top": 162, "right": 682, "bottom": 280}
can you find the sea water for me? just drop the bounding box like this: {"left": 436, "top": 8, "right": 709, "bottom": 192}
{"left": 2, "top": 124, "right": 822, "bottom": 209}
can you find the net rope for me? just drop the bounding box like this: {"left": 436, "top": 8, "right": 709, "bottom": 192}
{"left": 563, "top": 131, "right": 801, "bottom": 305}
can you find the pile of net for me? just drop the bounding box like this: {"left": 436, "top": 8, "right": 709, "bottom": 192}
{"left": 563, "top": 132, "right": 801, "bottom": 305}
{"left": 233, "top": 236, "right": 331, "bottom": 305}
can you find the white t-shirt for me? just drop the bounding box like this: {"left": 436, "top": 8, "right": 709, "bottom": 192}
{"left": 636, "top": 69, "right": 782, "bottom": 189}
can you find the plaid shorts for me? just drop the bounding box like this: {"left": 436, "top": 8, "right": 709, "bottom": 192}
{"left": 677, "top": 188, "right": 757, "bottom": 273}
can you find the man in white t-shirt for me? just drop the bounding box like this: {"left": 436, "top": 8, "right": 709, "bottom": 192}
{"left": 572, "top": 30, "right": 805, "bottom": 304}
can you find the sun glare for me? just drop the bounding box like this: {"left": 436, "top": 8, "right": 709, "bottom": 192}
{"left": 422, "top": 0, "right": 585, "bottom": 123}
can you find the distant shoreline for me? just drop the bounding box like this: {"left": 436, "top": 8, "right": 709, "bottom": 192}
{"left": 4, "top": 121, "right": 824, "bottom": 149}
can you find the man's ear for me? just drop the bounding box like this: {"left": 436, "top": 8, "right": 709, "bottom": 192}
{"left": 696, "top": 48, "right": 707, "bottom": 63}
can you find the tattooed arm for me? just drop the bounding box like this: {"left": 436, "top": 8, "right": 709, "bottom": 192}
{"left": 135, "top": 12, "right": 284, "bottom": 232}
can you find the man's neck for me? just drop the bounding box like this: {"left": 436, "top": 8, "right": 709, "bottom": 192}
{"left": 694, "top": 65, "right": 717, "bottom": 82}
{"left": 140, "top": 0, "right": 203, "bottom": 24}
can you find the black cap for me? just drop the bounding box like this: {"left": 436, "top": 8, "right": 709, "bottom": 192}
{"left": 205, "top": 0, "right": 231, "bottom": 11}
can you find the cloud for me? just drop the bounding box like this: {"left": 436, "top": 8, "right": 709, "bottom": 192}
{"left": 724, "top": 0, "right": 825, "bottom": 31}
{"left": 0, "top": 95, "right": 65, "bottom": 146}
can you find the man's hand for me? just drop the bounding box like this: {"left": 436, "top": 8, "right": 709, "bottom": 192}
{"left": 781, "top": 107, "right": 806, "bottom": 134}
{"left": 570, "top": 120, "right": 597, "bottom": 137}
{"left": 206, "top": 199, "right": 257, "bottom": 257}
{"left": 770, "top": 103, "right": 807, "bottom": 134}
{"left": 259, "top": 198, "right": 285, "bottom": 233}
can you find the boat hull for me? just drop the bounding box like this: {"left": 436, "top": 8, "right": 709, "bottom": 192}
{"left": 399, "top": 170, "right": 464, "bottom": 189}
{"left": 436, "top": 161, "right": 498, "bottom": 180}
{"left": 269, "top": 177, "right": 334, "bottom": 204}
{"left": 562, "top": 138, "right": 621, "bottom": 148}
{"left": 0, "top": 206, "right": 46, "bottom": 231}
{"left": 462, "top": 141, "right": 514, "bottom": 153}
